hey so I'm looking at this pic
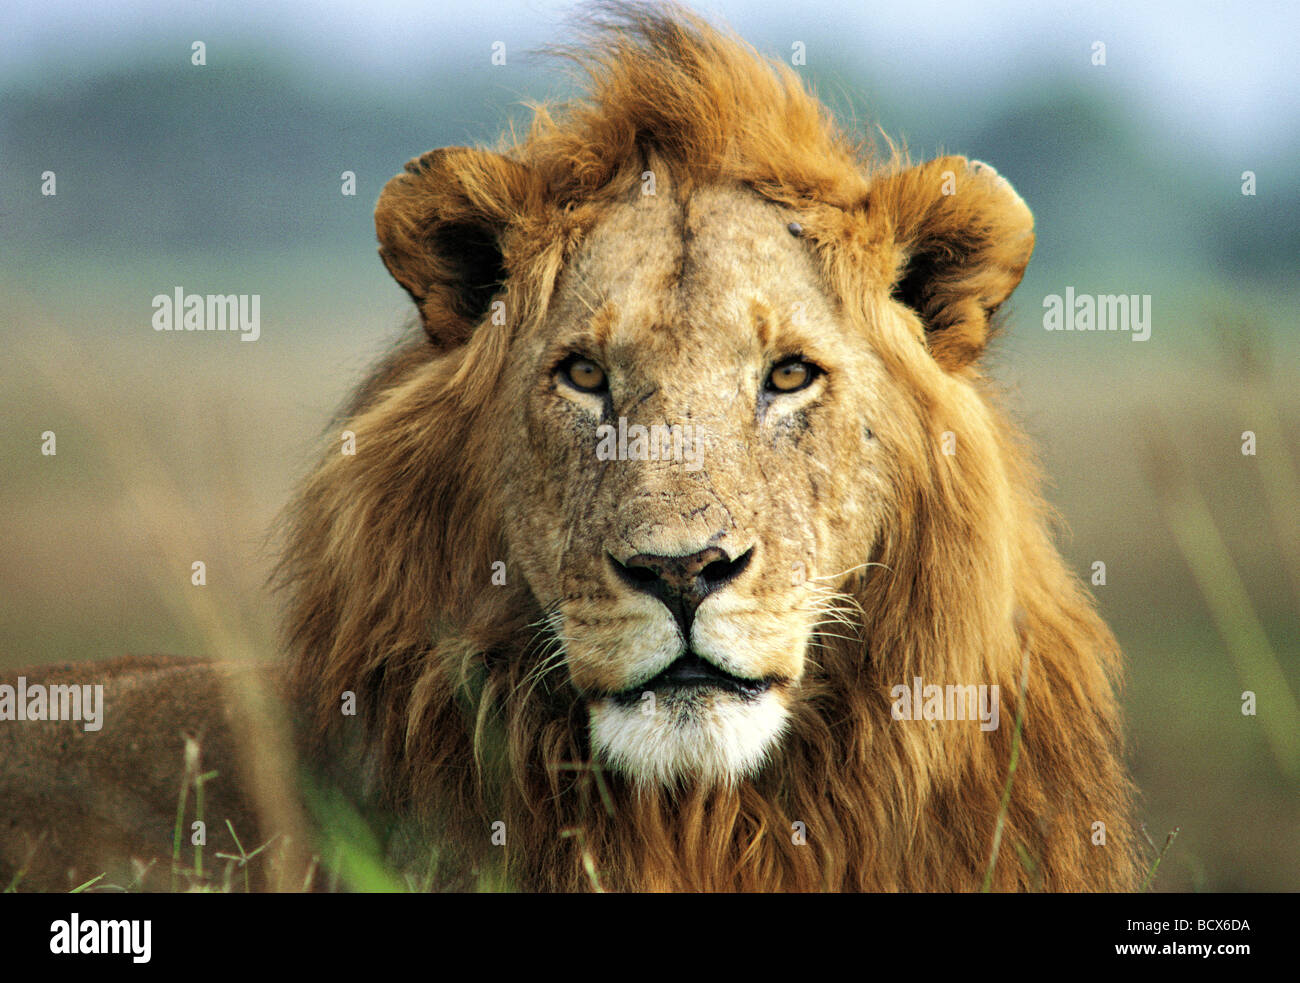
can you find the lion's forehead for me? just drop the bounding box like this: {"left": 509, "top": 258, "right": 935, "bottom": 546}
{"left": 556, "top": 183, "right": 840, "bottom": 358}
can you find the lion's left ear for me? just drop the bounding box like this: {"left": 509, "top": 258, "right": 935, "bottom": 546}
{"left": 871, "top": 156, "right": 1035, "bottom": 371}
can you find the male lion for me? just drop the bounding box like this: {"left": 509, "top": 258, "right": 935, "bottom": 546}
{"left": 1, "top": 6, "right": 1140, "bottom": 892}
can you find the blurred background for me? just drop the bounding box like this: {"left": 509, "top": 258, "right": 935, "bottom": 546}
{"left": 1, "top": 0, "right": 1296, "bottom": 891}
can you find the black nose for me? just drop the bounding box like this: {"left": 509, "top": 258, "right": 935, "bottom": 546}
{"left": 610, "top": 546, "right": 753, "bottom": 638}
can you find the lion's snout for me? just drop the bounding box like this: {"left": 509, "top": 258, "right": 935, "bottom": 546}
{"left": 607, "top": 544, "right": 753, "bottom": 639}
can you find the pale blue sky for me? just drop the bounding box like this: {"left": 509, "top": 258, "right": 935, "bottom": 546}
{"left": 3, "top": 0, "right": 1296, "bottom": 156}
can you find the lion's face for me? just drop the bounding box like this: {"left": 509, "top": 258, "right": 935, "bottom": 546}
{"left": 375, "top": 134, "right": 1032, "bottom": 792}
{"left": 500, "top": 183, "right": 896, "bottom": 788}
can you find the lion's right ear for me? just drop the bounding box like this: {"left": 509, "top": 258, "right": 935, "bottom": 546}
{"left": 375, "top": 147, "right": 535, "bottom": 347}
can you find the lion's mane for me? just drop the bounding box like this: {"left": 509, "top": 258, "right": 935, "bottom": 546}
{"left": 278, "top": 4, "right": 1139, "bottom": 891}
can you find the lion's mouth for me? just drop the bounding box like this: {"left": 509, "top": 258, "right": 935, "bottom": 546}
{"left": 612, "top": 653, "right": 773, "bottom": 704}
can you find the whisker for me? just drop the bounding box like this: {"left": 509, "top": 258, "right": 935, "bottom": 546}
{"left": 806, "top": 560, "right": 893, "bottom": 582}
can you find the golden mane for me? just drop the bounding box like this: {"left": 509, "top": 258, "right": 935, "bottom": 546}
{"left": 276, "top": 3, "right": 1139, "bottom": 891}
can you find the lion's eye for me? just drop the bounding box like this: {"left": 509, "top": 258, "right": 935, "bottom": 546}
{"left": 560, "top": 356, "right": 608, "bottom": 393}
{"left": 765, "top": 358, "right": 818, "bottom": 393}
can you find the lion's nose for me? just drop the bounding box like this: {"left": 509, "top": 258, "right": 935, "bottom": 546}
{"left": 609, "top": 546, "right": 753, "bottom": 637}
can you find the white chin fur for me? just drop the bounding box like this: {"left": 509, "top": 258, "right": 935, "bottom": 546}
{"left": 588, "top": 689, "right": 789, "bottom": 789}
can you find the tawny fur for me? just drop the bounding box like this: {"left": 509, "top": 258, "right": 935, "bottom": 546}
{"left": 277, "top": 5, "right": 1141, "bottom": 891}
